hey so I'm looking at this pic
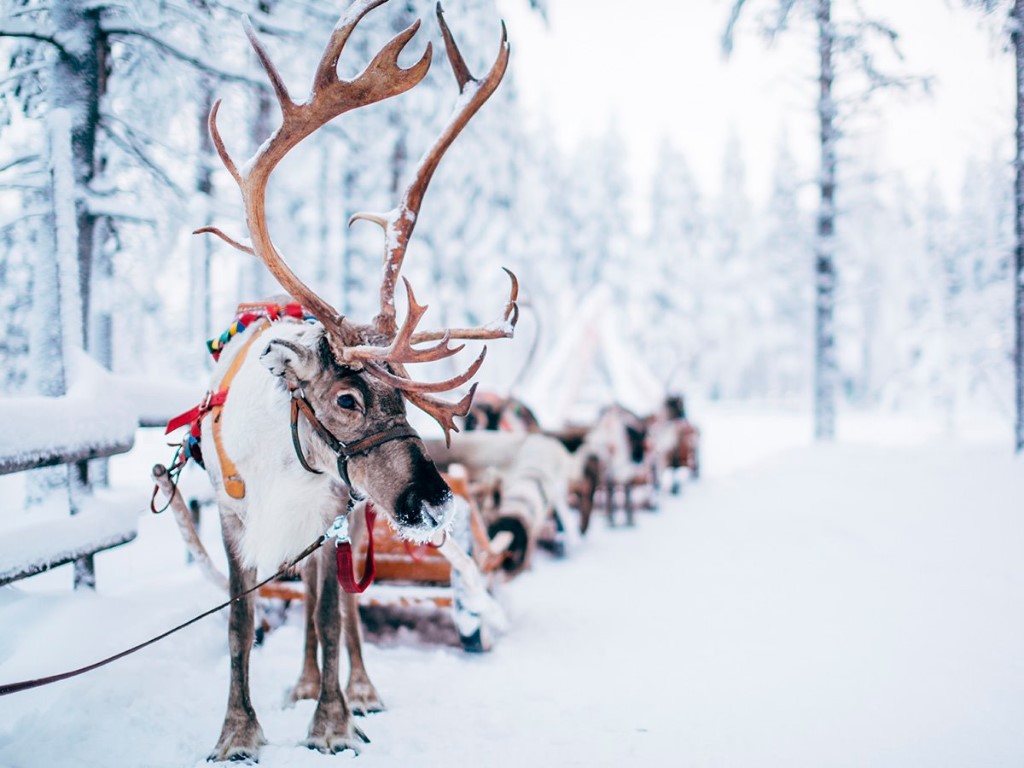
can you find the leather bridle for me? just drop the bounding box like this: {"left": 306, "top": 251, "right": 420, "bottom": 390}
{"left": 288, "top": 387, "right": 420, "bottom": 494}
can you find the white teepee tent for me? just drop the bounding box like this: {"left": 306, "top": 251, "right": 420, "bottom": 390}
{"left": 521, "top": 285, "right": 664, "bottom": 428}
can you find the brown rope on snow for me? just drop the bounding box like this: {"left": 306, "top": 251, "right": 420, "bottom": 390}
{"left": 0, "top": 536, "right": 325, "bottom": 697}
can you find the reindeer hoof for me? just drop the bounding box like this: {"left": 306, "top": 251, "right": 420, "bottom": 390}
{"left": 207, "top": 746, "right": 261, "bottom": 764}
{"left": 208, "top": 721, "right": 266, "bottom": 763}
{"left": 346, "top": 679, "right": 385, "bottom": 715}
{"left": 286, "top": 676, "right": 321, "bottom": 705}
{"left": 207, "top": 745, "right": 261, "bottom": 764}
{"left": 303, "top": 724, "right": 370, "bottom": 755}
{"left": 305, "top": 700, "right": 371, "bottom": 754}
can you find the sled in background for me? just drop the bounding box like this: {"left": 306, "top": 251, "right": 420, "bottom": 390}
{"left": 257, "top": 470, "right": 511, "bottom": 652}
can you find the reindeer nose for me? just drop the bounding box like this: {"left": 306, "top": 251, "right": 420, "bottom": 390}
{"left": 394, "top": 452, "right": 452, "bottom": 530}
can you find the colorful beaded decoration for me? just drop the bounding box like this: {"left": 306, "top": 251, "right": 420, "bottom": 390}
{"left": 206, "top": 302, "right": 316, "bottom": 361}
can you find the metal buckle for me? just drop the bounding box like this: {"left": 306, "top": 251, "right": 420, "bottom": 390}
{"left": 327, "top": 514, "right": 350, "bottom": 545}
{"left": 199, "top": 390, "right": 214, "bottom": 411}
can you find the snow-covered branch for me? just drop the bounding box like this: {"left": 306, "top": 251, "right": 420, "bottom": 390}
{"left": 722, "top": 0, "right": 750, "bottom": 56}
{"left": 98, "top": 116, "right": 188, "bottom": 197}
{"left": 0, "top": 155, "right": 43, "bottom": 174}
{"left": 102, "top": 25, "right": 268, "bottom": 89}
{"left": 84, "top": 189, "right": 158, "bottom": 224}
{"left": 0, "top": 19, "right": 63, "bottom": 52}
{"left": 0, "top": 209, "right": 49, "bottom": 233}
{"left": 0, "top": 60, "right": 49, "bottom": 88}
{"left": 766, "top": 0, "right": 800, "bottom": 41}
{"left": 0, "top": 180, "right": 48, "bottom": 193}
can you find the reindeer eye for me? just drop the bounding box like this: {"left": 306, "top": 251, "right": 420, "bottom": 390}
{"left": 337, "top": 393, "right": 358, "bottom": 410}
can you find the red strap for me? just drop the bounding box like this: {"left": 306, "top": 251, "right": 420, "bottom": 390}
{"left": 165, "top": 390, "right": 228, "bottom": 434}
{"left": 336, "top": 503, "right": 377, "bottom": 594}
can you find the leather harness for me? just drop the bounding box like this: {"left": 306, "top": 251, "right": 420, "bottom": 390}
{"left": 211, "top": 319, "right": 271, "bottom": 498}
{"left": 168, "top": 311, "right": 421, "bottom": 500}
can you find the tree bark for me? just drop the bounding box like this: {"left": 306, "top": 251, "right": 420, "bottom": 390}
{"left": 192, "top": 76, "right": 215, "bottom": 346}
{"left": 50, "top": 0, "right": 105, "bottom": 349}
{"left": 814, "top": 0, "right": 838, "bottom": 441}
{"left": 1013, "top": 0, "right": 1024, "bottom": 451}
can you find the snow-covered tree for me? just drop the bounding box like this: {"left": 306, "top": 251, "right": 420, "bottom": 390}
{"left": 963, "top": 0, "right": 1024, "bottom": 451}
{"left": 756, "top": 131, "right": 811, "bottom": 399}
{"left": 950, "top": 148, "right": 1015, "bottom": 410}
{"left": 723, "top": 0, "right": 923, "bottom": 438}
{"left": 563, "top": 123, "right": 631, "bottom": 299}
{"left": 640, "top": 137, "right": 706, "bottom": 389}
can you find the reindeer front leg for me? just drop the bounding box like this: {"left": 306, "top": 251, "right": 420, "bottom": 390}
{"left": 210, "top": 516, "right": 267, "bottom": 762}
{"left": 304, "top": 544, "right": 369, "bottom": 754}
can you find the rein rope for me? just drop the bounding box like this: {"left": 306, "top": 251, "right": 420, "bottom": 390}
{"left": 0, "top": 536, "right": 325, "bottom": 697}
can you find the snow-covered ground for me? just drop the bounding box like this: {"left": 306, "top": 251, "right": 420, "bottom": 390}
{"left": 0, "top": 406, "right": 1022, "bottom": 767}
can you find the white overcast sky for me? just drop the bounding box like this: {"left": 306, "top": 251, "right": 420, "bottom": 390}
{"left": 495, "top": 0, "right": 1012, "bottom": 224}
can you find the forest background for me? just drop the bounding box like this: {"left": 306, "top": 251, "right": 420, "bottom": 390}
{"left": 0, "top": 0, "right": 1017, "bottom": 443}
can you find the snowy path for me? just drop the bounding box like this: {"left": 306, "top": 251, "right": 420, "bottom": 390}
{"left": 0, "top": 428, "right": 1022, "bottom": 767}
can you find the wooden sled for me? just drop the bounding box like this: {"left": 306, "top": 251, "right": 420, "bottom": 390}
{"left": 256, "top": 471, "right": 512, "bottom": 651}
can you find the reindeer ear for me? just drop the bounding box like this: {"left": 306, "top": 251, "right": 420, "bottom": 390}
{"left": 260, "top": 334, "right": 321, "bottom": 387}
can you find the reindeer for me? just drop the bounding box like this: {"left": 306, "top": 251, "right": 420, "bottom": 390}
{"left": 580, "top": 404, "right": 650, "bottom": 526}
{"left": 644, "top": 394, "right": 701, "bottom": 494}
{"left": 463, "top": 392, "right": 542, "bottom": 433}
{"left": 187, "top": 1, "right": 515, "bottom": 760}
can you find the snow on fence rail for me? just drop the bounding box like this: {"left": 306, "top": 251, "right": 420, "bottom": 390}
{"left": 0, "top": 373, "right": 198, "bottom": 587}
{"left": 0, "top": 492, "right": 140, "bottom": 587}
{"left": 0, "top": 393, "right": 136, "bottom": 476}
{"left": 0, "top": 397, "right": 137, "bottom": 588}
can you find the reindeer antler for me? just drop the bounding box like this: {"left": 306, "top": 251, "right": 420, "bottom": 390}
{"left": 196, "top": 0, "right": 431, "bottom": 341}
{"left": 348, "top": 3, "right": 517, "bottom": 442}
{"left": 409, "top": 267, "right": 519, "bottom": 343}
{"left": 351, "top": 4, "right": 511, "bottom": 338}
{"left": 199, "top": 0, "right": 516, "bottom": 445}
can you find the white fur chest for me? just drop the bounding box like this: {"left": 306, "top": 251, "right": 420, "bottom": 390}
{"left": 206, "top": 321, "right": 340, "bottom": 572}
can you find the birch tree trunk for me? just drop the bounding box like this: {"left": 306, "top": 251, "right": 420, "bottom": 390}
{"left": 50, "top": 0, "right": 104, "bottom": 347}
{"left": 814, "top": 0, "right": 838, "bottom": 441}
{"left": 1013, "top": 0, "right": 1024, "bottom": 451}
{"left": 191, "top": 77, "right": 215, "bottom": 347}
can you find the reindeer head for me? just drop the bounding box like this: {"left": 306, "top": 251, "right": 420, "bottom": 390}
{"left": 198, "top": 0, "right": 516, "bottom": 541}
